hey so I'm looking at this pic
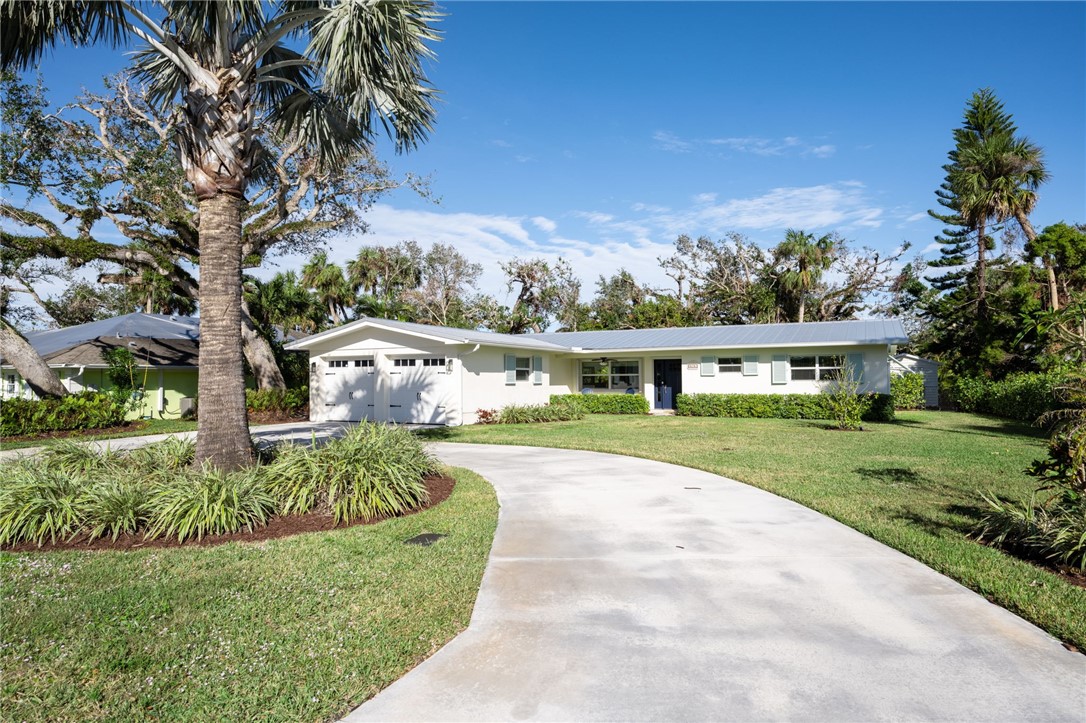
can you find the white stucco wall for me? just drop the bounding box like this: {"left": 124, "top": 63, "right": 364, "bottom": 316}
{"left": 559, "top": 344, "right": 892, "bottom": 405}
{"left": 300, "top": 324, "right": 894, "bottom": 425}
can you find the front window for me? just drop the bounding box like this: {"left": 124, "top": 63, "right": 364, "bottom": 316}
{"left": 4, "top": 374, "right": 14, "bottom": 395}
{"left": 790, "top": 355, "right": 844, "bottom": 381}
{"left": 580, "top": 360, "right": 640, "bottom": 391}
{"left": 718, "top": 357, "right": 741, "bottom": 373}
{"left": 515, "top": 357, "right": 531, "bottom": 381}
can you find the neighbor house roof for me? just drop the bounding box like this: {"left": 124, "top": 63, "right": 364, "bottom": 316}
{"left": 286, "top": 316, "right": 909, "bottom": 354}
{"left": 3, "top": 313, "right": 201, "bottom": 368}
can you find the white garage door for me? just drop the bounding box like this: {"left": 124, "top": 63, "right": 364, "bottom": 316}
{"left": 388, "top": 356, "right": 451, "bottom": 424}
{"left": 323, "top": 358, "right": 375, "bottom": 421}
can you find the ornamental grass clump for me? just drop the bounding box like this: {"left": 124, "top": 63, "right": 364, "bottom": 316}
{"left": 0, "top": 464, "right": 86, "bottom": 545}
{"left": 80, "top": 478, "right": 153, "bottom": 542}
{"left": 263, "top": 422, "right": 434, "bottom": 524}
{"left": 146, "top": 464, "right": 276, "bottom": 543}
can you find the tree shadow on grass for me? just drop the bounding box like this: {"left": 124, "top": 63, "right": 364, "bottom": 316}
{"left": 890, "top": 503, "right": 987, "bottom": 539}
{"left": 415, "top": 427, "right": 455, "bottom": 441}
{"left": 855, "top": 465, "right": 968, "bottom": 497}
{"left": 889, "top": 414, "right": 1045, "bottom": 440}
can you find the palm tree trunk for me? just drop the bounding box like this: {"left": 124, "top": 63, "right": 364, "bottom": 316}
{"left": 797, "top": 296, "right": 806, "bottom": 323}
{"left": 0, "top": 320, "right": 67, "bottom": 398}
{"left": 195, "top": 194, "right": 252, "bottom": 470}
{"left": 976, "top": 219, "right": 987, "bottom": 316}
{"left": 240, "top": 299, "right": 287, "bottom": 390}
{"left": 1015, "top": 211, "right": 1059, "bottom": 311}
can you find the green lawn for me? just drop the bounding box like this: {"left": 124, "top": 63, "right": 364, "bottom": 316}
{"left": 423, "top": 411, "right": 1086, "bottom": 649}
{"left": 0, "top": 467, "right": 498, "bottom": 722}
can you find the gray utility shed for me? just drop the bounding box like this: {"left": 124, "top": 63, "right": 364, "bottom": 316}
{"left": 890, "top": 353, "right": 940, "bottom": 408}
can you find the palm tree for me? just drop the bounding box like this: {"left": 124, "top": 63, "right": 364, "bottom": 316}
{"left": 1, "top": 1, "right": 440, "bottom": 469}
{"left": 301, "top": 252, "right": 352, "bottom": 326}
{"left": 774, "top": 229, "right": 835, "bottom": 323}
{"left": 941, "top": 89, "right": 1048, "bottom": 315}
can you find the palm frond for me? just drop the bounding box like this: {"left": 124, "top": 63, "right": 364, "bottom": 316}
{"left": 306, "top": 0, "right": 441, "bottom": 152}
{"left": 0, "top": 0, "right": 129, "bottom": 70}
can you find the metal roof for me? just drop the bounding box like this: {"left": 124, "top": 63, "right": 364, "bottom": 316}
{"left": 285, "top": 316, "right": 570, "bottom": 352}
{"left": 23, "top": 313, "right": 200, "bottom": 358}
{"left": 286, "top": 317, "right": 908, "bottom": 354}
{"left": 525, "top": 318, "right": 909, "bottom": 351}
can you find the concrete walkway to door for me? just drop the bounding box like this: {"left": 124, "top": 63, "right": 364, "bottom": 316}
{"left": 349, "top": 443, "right": 1085, "bottom": 722}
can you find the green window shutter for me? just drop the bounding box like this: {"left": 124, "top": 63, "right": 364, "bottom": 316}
{"left": 505, "top": 354, "right": 516, "bottom": 385}
{"left": 771, "top": 355, "right": 788, "bottom": 385}
{"left": 847, "top": 352, "right": 865, "bottom": 384}
{"left": 533, "top": 355, "right": 543, "bottom": 385}
{"left": 700, "top": 356, "right": 716, "bottom": 377}
{"left": 742, "top": 355, "right": 758, "bottom": 376}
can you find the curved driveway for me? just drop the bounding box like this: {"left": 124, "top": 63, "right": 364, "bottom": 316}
{"left": 349, "top": 443, "right": 1085, "bottom": 722}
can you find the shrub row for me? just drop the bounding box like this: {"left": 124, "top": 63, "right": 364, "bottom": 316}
{"left": 945, "top": 371, "right": 1062, "bottom": 423}
{"left": 0, "top": 392, "right": 128, "bottom": 438}
{"left": 474, "top": 403, "right": 585, "bottom": 425}
{"left": 245, "top": 386, "right": 308, "bottom": 415}
{"left": 676, "top": 392, "right": 895, "bottom": 422}
{"left": 549, "top": 393, "right": 650, "bottom": 415}
{"left": 0, "top": 423, "right": 435, "bottom": 546}
{"left": 891, "top": 373, "right": 926, "bottom": 410}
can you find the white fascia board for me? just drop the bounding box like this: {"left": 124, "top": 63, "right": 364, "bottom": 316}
{"left": 284, "top": 319, "right": 466, "bottom": 351}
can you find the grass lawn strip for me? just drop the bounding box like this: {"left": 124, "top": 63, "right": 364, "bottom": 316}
{"left": 424, "top": 411, "right": 1086, "bottom": 651}
{"left": 0, "top": 466, "right": 497, "bottom": 722}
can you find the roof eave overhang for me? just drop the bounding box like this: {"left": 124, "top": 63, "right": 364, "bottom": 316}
{"left": 555, "top": 339, "right": 908, "bottom": 355}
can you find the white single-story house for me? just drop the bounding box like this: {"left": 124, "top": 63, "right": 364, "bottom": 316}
{"left": 0, "top": 313, "right": 200, "bottom": 419}
{"left": 285, "top": 317, "right": 909, "bottom": 426}
{"left": 890, "top": 353, "right": 941, "bottom": 408}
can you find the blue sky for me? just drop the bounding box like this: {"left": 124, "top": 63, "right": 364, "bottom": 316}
{"left": 19, "top": 1, "right": 1086, "bottom": 306}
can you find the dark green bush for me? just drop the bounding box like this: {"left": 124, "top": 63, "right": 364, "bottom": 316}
{"left": 0, "top": 392, "right": 128, "bottom": 437}
{"left": 245, "top": 386, "right": 308, "bottom": 415}
{"left": 498, "top": 403, "right": 585, "bottom": 424}
{"left": 676, "top": 392, "right": 894, "bottom": 422}
{"left": 946, "top": 371, "right": 1061, "bottom": 423}
{"left": 550, "top": 393, "right": 650, "bottom": 414}
{"left": 891, "top": 373, "right": 926, "bottom": 410}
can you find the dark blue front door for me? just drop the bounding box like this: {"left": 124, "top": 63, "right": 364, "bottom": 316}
{"left": 653, "top": 359, "right": 682, "bottom": 410}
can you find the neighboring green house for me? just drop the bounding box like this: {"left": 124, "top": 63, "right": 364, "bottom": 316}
{"left": 1, "top": 313, "right": 200, "bottom": 420}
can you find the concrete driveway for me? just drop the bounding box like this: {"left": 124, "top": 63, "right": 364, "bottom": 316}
{"left": 350, "top": 443, "right": 1086, "bottom": 722}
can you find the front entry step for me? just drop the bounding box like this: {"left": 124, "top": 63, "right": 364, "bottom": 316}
{"left": 650, "top": 409, "right": 676, "bottom": 416}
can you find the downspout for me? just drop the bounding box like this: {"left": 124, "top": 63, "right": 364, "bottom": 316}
{"left": 456, "top": 344, "right": 482, "bottom": 426}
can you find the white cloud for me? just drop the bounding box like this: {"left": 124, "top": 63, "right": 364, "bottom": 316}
{"left": 905, "top": 212, "right": 929, "bottom": 223}
{"left": 531, "top": 216, "right": 557, "bottom": 233}
{"left": 490, "top": 139, "right": 512, "bottom": 148}
{"left": 674, "top": 132, "right": 837, "bottom": 158}
{"left": 636, "top": 182, "right": 885, "bottom": 234}
{"left": 653, "top": 130, "right": 693, "bottom": 153}
{"left": 693, "top": 192, "right": 718, "bottom": 204}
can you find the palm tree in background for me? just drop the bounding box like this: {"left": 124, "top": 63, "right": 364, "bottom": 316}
{"left": 301, "top": 252, "right": 352, "bottom": 326}
{"left": 940, "top": 89, "right": 1048, "bottom": 315}
{"left": 774, "top": 229, "right": 835, "bottom": 323}
{"left": 1, "top": 1, "right": 440, "bottom": 468}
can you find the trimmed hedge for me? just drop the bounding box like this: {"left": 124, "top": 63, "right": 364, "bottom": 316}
{"left": 676, "top": 392, "right": 895, "bottom": 422}
{"left": 946, "top": 371, "right": 1061, "bottom": 423}
{"left": 0, "top": 392, "right": 128, "bottom": 437}
{"left": 496, "top": 403, "right": 585, "bottom": 424}
{"left": 891, "top": 373, "right": 926, "bottom": 410}
{"left": 550, "top": 393, "right": 650, "bottom": 415}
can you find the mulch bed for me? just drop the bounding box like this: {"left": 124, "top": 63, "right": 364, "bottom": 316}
{"left": 3, "top": 474, "right": 455, "bottom": 554}
{"left": 1, "top": 422, "right": 151, "bottom": 445}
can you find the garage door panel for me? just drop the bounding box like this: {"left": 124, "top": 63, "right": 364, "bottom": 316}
{"left": 325, "top": 359, "right": 375, "bottom": 421}
{"left": 389, "top": 357, "right": 451, "bottom": 424}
